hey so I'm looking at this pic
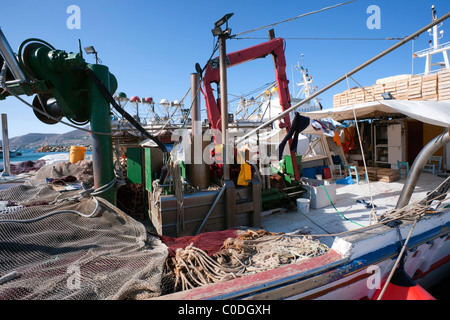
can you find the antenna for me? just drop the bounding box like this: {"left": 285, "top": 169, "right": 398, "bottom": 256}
{"left": 413, "top": 5, "right": 450, "bottom": 74}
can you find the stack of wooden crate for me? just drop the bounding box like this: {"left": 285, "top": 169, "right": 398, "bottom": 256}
{"left": 333, "top": 95, "right": 341, "bottom": 107}
{"left": 365, "top": 167, "right": 379, "bottom": 181}
{"left": 383, "top": 82, "right": 397, "bottom": 99}
{"left": 438, "top": 69, "right": 450, "bottom": 101}
{"left": 364, "top": 86, "right": 375, "bottom": 102}
{"left": 332, "top": 69, "right": 450, "bottom": 107}
{"left": 373, "top": 84, "right": 385, "bottom": 101}
{"left": 395, "top": 79, "right": 409, "bottom": 100}
{"left": 333, "top": 91, "right": 349, "bottom": 107}
{"left": 422, "top": 74, "right": 438, "bottom": 101}
{"left": 407, "top": 76, "right": 423, "bottom": 100}
{"left": 349, "top": 88, "right": 365, "bottom": 104}
{"left": 351, "top": 167, "right": 401, "bottom": 183}
{"left": 376, "top": 168, "right": 400, "bottom": 183}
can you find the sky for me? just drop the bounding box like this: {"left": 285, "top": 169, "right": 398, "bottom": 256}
{"left": 0, "top": 0, "right": 449, "bottom": 138}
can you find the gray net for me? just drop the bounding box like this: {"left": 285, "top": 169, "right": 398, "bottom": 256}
{"left": 0, "top": 162, "right": 168, "bottom": 300}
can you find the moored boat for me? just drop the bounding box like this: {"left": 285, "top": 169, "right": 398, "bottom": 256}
{"left": 0, "top": 5, "right": 448, "bottom": 302}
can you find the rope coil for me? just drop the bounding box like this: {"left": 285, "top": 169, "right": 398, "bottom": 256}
{"left": 168, "top": 229, "right": 329, "bottom": 291}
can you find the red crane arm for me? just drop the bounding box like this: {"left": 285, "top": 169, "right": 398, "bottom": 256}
{"left": 202, "top": 37, "right": 292, "bottom": 130}
{"left": 202, "top": 37, "right": 300, "bottom": 180}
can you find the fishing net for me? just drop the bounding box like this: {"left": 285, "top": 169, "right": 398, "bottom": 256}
{"left": 166, "top": 229, "right": 329, "bottom": 292}
{"left": 9, "top": 160, "right": 46, "bottom": 175}
{"left": 0, "top": 160, "right": 331, "bottom": 299}
{"left": 0, "top": 162, "right": 168, "bottom": 300}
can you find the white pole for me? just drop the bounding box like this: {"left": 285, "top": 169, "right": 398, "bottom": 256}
{"left": 1, "top": 113, "right": 11, "bottom": 176}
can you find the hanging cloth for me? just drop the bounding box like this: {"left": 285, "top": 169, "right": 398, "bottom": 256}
{"left": 333, "top": 132, "right": 341, "bottom": 146}
{"left": 342, "top": 127, "right": 355, "bottom": 153}
{"left": 278, "top": 112, "right": 310, "bottom": 160}
{"left": 311, "top": 118, "right": 344, "bottom": 137}
{"left": 237, "top": 147, "right": 252, "bottom": 186}
{"left": 237, "top": 163, "right": 252, "bottom": 186}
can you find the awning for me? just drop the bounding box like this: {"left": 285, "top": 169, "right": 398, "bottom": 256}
{"left": 301, "top": 100, "right": 450, "bottom": 128}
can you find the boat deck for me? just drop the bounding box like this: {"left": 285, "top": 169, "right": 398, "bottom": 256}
{"left": 262, "top": 172, "right": 449, "bottom": 248}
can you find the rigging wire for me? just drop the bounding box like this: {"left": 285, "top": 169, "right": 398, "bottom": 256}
{"left": 343, "top": 73, "right": 380, "bottom": 225}
{"left": 230, "top": 0, "right": 358, "bottom": 38}
{"left": 228, "top": 81, "right": 275, "bottom": 103}
{"left": 1, "top": 86, "right": 113, "bottom": 136}
{"left": 233, "top": 37, "right": 407, "bottom": 41}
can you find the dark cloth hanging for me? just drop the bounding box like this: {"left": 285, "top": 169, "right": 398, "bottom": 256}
{"left": 278, "top": 112, "right": 310, "bottom": 160}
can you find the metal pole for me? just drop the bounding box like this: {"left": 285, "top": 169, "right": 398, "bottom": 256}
{"left": 235, "top": 11, "right": 450, "bottom": 145}
{"left": 0, "top": 28, "right": 26, "bottom": 82}
{"left": 190, "top": 73, "right": 202, "bottom": 136}
{"left": 195, "top": 185, "right": 226, "bottom": 235}
{"left": 88, "top": 64, "right": 116, "bottom": 204}
{"left": 396, "top": 130, "right": 450, "bottom": 209}
{"left": 187, "top": 72, "right": 210, "bottom": 188}
{"left": 219, "top": 35, "right": 230, "bottom": 180}
{"left": 1, "top": 114, "right": 10, "bottom": 176}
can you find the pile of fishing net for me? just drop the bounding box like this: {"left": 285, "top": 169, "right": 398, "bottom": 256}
{"left": 0, "top": 162, "right": 168, "bottom": 300}
{"left": 9, "top": 160, "right": 46, "bottom": 175}
{"left": 163, "top": 229, "right": 329, "bottom": 292}
{"left": 30, "top": 160, "right": 95, "bottom": 188}
{"left": 0, "top": 160, "right": 331, "bottom": 299}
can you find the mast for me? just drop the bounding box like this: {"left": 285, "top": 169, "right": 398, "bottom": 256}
{"left": 414, "top": 5, "right": 450, "bottom": 74}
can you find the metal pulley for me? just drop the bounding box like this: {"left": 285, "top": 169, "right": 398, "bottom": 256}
{"left": 20, "top": 40, "right": 91, "bottom": 124}
{"left": 32, "top": 94, "right": 63, "bottom": 125}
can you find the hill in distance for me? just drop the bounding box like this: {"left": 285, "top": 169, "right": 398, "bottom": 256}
{"left": 4, "top": 128, "right": 92, "bottom": 149}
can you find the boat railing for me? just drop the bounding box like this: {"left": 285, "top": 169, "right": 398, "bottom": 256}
{"left": 414, "top": 40, "right": 450, "bottom": 57}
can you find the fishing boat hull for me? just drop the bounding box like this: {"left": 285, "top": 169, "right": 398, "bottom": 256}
{"left": 156, "top": 210, "right": 450, "bottom": 300}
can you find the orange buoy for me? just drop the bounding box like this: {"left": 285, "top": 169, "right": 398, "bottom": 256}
{"left": 372, "top": 267, "right": 436, "bottom": 300}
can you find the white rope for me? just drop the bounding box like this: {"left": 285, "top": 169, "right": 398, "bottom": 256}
{"left": 0, "top": 175, "right": 118, "bottom": 224}
{"left": 170, "top": 230, "right": 329, "bottom": 290}
{"left": 377, "top": 215, "right": 421, "bottom": 300}
{"left": 0, "top": 196, "right": 100, "bottom": 223}
{"left": 345, "top": 74, "right": 378, "bottom": 224}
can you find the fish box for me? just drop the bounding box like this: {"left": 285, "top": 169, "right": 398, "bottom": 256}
{"left": 301, "top": 178, "right": 336, "bottom": 209}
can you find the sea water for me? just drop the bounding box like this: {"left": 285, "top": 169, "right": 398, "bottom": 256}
{"left": 1, "top": 148, "right": 92, "bottom": 169}
{"left": 13, "top": 149, "right": 60, "bottom": 162}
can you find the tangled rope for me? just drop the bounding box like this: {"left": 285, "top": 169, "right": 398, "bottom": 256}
{"left": 379, "top": 177, "right": 450, "bottom": 223}
{"left": 168, "top": 229, "right": 329, "bottom": 291}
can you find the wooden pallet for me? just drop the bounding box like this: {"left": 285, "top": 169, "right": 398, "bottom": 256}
{"left": 438, "top": 70, "right": 450, "bottom": 101}
{"left": 376, "top": 168, "right": 400, "bottom": 182}
{"left": 422, "top": 74, "right": 438, "bottom": 100}
{"left": 366, "top": 167, "right": 379, "bottom": 181}
{"left": 332, "top": 69, "right": 450, "bottom": 106}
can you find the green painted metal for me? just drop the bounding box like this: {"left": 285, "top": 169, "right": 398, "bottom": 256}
{"left": 127, "top": 147, "right": 143, "bottom": 184}
{"left": 261, "top": 188, "right": 286, "bottom": 209}
{"left": 87, "top": 63, "right": 117, "bottom": 204}
{"left": 21, "top": 43, "right": 91, "bottom": 124}
{"left": 145, "top": 147, "right": 152, "bottom": 192}
{"left": 179, "top": 161, "right": 186, "bottom": 180}
{"left": 284, "top": 154, "right": 302, "bottom": 176}
{"left": 13, "top": 39, "right": 118, "bottom": 204}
